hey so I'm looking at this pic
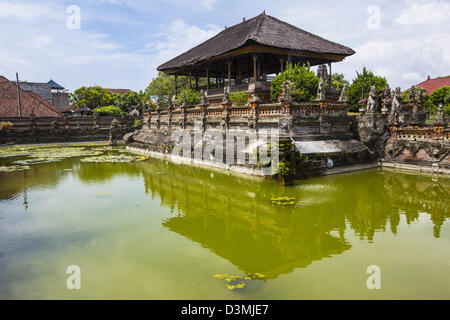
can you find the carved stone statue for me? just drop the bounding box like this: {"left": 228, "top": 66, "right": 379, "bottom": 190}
{"left": 108, "top": 118, "right": 121, "bottom": 146}
{"left": 436, "top": 103, "right": 445, "bottom": 124}
{"left": 279, "top": 81, "right": 292, "bottom": 103}
{"left": 389, "top": 87, "right": 402, "bottom": 124}
{"left": 222, "top": 87, "right": 231, "bottom": 105}
{"left": 181, "top": 92, "right": 188, "bottom": 108}
{"left": 409, "top": 86, "right": 416, "bottom": 103}
{"left": 417, "top": 88, "right": 424, "bottom": 106}
{"left": 316, "top": 79, "right": 326, "bottom": 101}
{"left": 316, "top": 64, "right": 329, "bottom": 85}
{"left": 200, "top": 89, "right": 208, "bottom": 106}
{"left": 366, "top": 85, "right": 378, "bottom": 113}
{"left": 338, "top": 84, "right": 348, "bottom": 103}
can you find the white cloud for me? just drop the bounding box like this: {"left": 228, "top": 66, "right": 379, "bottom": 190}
{"left": 146, "top": 20, "right": 221, "bottom": 70}
{"left": 0, "top": 2, "right": 57, "bottom": 20}
{"left": 342, "top": 31, "right": 450, "bottom": 88}
{"left": 395, "top": 1, "right": 450, "bottom": 25}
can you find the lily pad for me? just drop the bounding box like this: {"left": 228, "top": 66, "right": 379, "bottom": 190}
{"left": 0, "top": 165, "right": 30, "bottom": 172}
{"left": 80, "top": 155, "right": 148, "bottom": 163}
{"left": 271, "top": 196, "right": 296, "bottom": 206}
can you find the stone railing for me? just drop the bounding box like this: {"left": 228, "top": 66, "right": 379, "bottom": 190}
{"left": 145, "top": 98, "right": 351, "bottom": 137}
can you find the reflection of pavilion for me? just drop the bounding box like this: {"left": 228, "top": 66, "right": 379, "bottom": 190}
{"left": 140, "top": 160, "right": 450, "bottom": 278}
{"left": 141, "top": 160, "right": 350, "bottom": 279}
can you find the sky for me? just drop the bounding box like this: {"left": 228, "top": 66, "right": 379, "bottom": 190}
{"left": 0, "top": 0, "right": 449, "bottom": 92}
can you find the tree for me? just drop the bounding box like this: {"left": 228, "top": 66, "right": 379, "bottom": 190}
{"left": 347, "top": 67, "right": 388, "bottom": 112}
{"left": 331, "top": 73, "right": 350, "bottom": 93}
{"left": 115, "top": 91, "right": 142, "bottom": 113}
{"left": 144, "top": 72, "right": 207, "bottom": 108}
{"left": 69, "top": 86, "right": 118, "bottom": 109}
{"left": 176, "top": 89, "right": 200, "bottom": 106}
{"left": 270, "top": 63, "right": 319, "bottom": 103}
{"left": 429, "top": 85, "right": 450, "bottom": 115}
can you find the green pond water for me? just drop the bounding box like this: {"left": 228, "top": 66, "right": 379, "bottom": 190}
{"left": 0, "top": 144, "right": 449, "bottom": 299}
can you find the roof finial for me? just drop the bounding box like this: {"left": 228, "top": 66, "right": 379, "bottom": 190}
{"left": 263, "top": 10, "right": 266, "bottom": 15}
{"left": 243, "top": 17, "right": 246, "bottom": 22}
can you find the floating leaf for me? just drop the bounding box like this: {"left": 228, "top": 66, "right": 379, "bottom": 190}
{"left": 81, "top": 155, "right": 148, "bottom": 163}
{"left": 0, "top": 165, "right": 30, "bottom": 172}
{"left": 213, "top": 274, "right": 225, "bottom": 280}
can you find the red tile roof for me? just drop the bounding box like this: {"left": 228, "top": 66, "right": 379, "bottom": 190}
{"left": 0, "top": 76, "right": 62, "bottom": 117}
{"left": 415, "top": 76, "right": 450, "bottom": 95}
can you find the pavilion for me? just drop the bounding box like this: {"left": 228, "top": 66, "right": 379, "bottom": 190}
{"left": 157, "top": 12, "right": 355, "bottom": 102}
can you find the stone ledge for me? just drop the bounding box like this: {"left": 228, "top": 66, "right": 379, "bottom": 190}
{"left": 382, "top": 161, "right": 450, "bottom": 175}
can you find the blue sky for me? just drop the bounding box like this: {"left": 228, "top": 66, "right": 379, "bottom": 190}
{"left": 0, "top": 0, "right": 449, "bottom": 92}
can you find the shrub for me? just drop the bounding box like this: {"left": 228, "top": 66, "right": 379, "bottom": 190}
{"left": 347, "top": 67, "right": 388, "bottom": 112}
{"left": 176, "top": 89, "right": 200, "bottom": 107}
{"left": 429, "top": 86, "right": 450, "bottom": 116}
{"left": 93, "top": 105, "right": 123, "bottom": 116}
{"left": 0, "top": 121, "right": 13, "bottom": 131}
{"left": 229, "top": 91, "right": 248, "bottom": 106}
{"left": 271, "top": 63, "right": 319, "bottom": 103}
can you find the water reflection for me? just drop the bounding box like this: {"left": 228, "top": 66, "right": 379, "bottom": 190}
{"left": 139, "top": 161, "right": 449, "bottom": 278}
{"left": 0, "top": 156, "right": 448, "bottom": 280}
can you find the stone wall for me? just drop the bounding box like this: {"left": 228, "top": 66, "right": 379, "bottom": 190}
{"left": 51, "top": 92, "right": 70, "bottom": 110}
{"left": 0, "top": 116, "right": 136, "bottom": 145}
{"left": 125, "top": 95, "right": 370, "bottom": 183}
{"left": 357, "top": 86, "right": 449, "bottom": 173}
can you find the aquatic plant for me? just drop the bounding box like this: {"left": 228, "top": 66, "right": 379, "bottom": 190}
{"left": 80, "top": 155, "right": 148, "bottom": 163}
{"left": 0, "top": 165, "right": 30, "bottom": 172}
{"left": 271, "top": 196, "right": 296, "bottom": 206}
{"left": 213, "top": 272, "right": 266, "bottom": 290}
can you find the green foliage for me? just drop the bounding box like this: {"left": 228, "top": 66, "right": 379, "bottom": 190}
{"left": 176, "top": 89, "right": 200, "bottom": 106}
{"left": 331, "top": 73, "right": 350, "bottom": 93}
{"left": 400, "top": 88, "right": 434, "bottom": 113}
{"left": 271, "top": 63, "right": 319, "bottom": 103}
{"left": 347, "top": 67, "right": 388, "bottom": 112}
{"left": 115, "top": 91, "right": 144, "bottom": 113}
{"left": 69, "top": 86, "right": 118, "bottom": 110}
{"left": 93, "top": 105, "right": 123, "bottom": 116}
{"left": 229, "top": 91, "right": 248, "bottom": 106}
{"left": 145, "top": 72, "right": 207, "bottom": 108}
{"left": 430, "top": 86, "right": 450, "bottom": 115}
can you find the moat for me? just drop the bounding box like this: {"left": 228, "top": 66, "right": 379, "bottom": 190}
{"left": 0, "top": 145, "right": 449, "bottom": 299}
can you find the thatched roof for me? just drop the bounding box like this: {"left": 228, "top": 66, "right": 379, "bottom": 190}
{"left": 158, "top": 12, "right": 355, "bottom": 75}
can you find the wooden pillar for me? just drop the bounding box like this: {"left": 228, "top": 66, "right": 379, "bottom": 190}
{"left": 189, "top": 74, "right": 192, "bottom": 89}
{"left": 174, "top": 75, "right": 178, "bottom": 97}
{"left": 206, "top": 69, "right": 210, "bottom": 91}
{"left": 279, "top": 56, "right": 285, "bottom": 73}
{"left": 195, "top": 75, "right": 199, "bottom": 90}
{"left": 328, "top": 62, "right": 332, "bottom": 85}
{"left": 227, "top": 59, "right": 232, "bottom": 90}
{"left": 252, "top": 54, "right": 258, "bottom": 82}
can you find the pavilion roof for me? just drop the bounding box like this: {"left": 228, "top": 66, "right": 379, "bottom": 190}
{"left": 157, "top": 12, "right": 355, "bottom": 74}
{"left": 47, "top": 79, "right": 65, "bottom": 90}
